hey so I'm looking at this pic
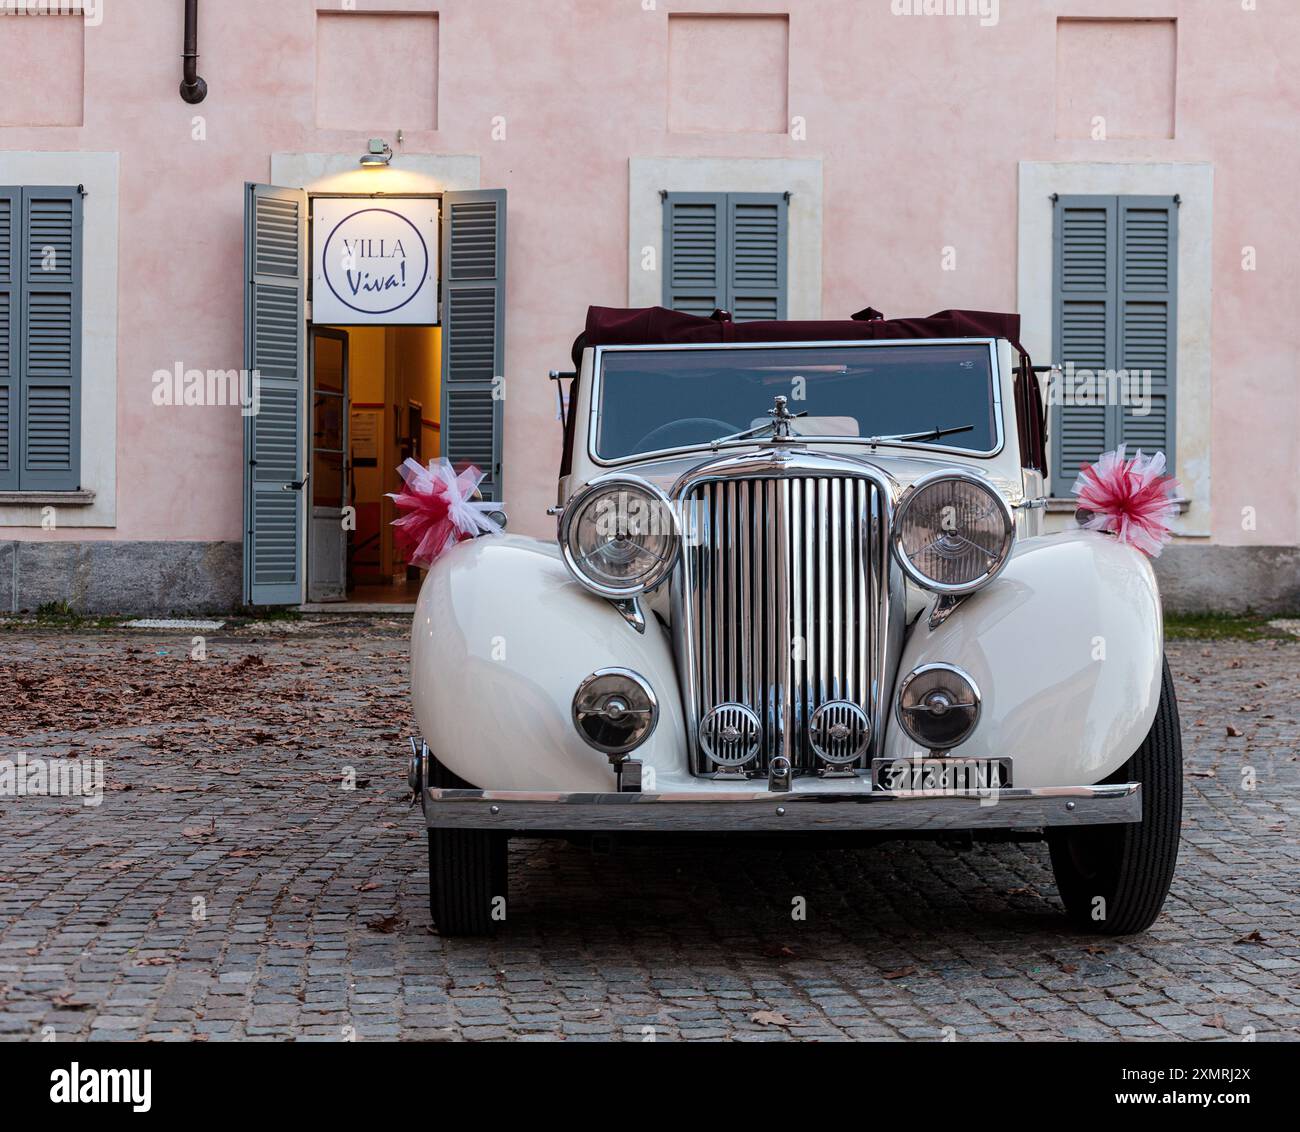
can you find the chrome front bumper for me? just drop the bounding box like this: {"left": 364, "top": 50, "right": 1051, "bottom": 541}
{"left": 419, "top": 782, "right": 1142, "bottom": 833}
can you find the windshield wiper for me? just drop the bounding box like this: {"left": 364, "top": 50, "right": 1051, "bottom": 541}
{"left": 867, "top": 424, "right": 974, "bottom": 446}
{"left": 710, "top": 408, "right": 974, "bottom": 451}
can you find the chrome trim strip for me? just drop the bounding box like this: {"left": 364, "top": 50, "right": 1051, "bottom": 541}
{"left": 422, "top": 783, "right": 1143, "bottom": 833}
{"left": 587, "top": 338, "right": 1006, "bottom": 468}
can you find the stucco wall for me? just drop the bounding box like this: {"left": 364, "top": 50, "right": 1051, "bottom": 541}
{"left": 0, "top": 1, "right": 1295, "bottom": 599}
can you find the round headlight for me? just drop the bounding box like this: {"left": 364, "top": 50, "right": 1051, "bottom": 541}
{"left": 896, "top": 663, "right": 981, "bottom": 750}
{"left": 559, "top": 476, "right": 678, "bottom": 597}
{"left": 892, "top": 471, "right": 1014, "bottom": 594}
{"left": 572, "top": 668, "right": 659, "bottom": 756}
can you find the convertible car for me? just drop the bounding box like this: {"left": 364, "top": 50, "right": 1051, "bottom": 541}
{"left": 408, "top": 305, "right": 1182, "bottom": 936}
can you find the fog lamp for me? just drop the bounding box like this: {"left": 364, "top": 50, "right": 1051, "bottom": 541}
{"left": 896, "top": 663, "right": 981, "bottom": 750}
{"left": 572, "top": 668, "right": 658, "bottom": 756}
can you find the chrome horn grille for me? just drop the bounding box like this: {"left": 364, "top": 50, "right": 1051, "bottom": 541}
{"left": 674, "top": 457, "right": 891, "bottom": 778}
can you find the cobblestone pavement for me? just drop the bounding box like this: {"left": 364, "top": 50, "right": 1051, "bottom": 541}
{"left": 0, "top": 621, "right": 1296, "bottom": 1042}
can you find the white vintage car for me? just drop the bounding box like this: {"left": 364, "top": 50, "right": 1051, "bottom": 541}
{"left": 408, "top": 307, "right": 1182, "bottom": 937}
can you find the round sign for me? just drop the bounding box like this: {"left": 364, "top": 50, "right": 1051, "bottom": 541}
{"left": 321, "top": 207, "right": 431, "bottom": 317}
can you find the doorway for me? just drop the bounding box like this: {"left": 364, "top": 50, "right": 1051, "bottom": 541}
{"left": 307, "top": 323, "right": 442, "bottom": 603}
{"left": 242, "top": 181, "right": 504, "bottom": 609}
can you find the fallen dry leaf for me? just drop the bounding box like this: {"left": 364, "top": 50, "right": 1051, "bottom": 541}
{"left": 750, "top": 1010, "right": 791, "bottom": 1027}
{"left": 883, "top": 966, "right": 917, "bottom": 980}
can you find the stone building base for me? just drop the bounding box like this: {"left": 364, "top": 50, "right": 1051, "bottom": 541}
{"left": 0, "top": 539, "right": 1296, "bottom": 617}
{"left": 1152, "top": 544, "right": 1299, "bottom": 615}
{"left": 1, "top": 541, "right": 243, "bottom": 615}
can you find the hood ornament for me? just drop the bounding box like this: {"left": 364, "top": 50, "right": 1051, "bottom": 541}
{"left": 767, "top": 395, "right": 805, "bottom": 442}
{"left": 708, "top": 394, "right": 808, "bottom": 451}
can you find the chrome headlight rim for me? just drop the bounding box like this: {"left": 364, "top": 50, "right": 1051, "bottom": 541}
{"left": 890, "top": 469, "right": 1015, "bottom": 596}
{"left": 558, "top": 473, "right": 680, "bottom": 599}
{"left": 895, "top": 662, "right": 982, "bottom": 751}
{"left": 571, "top": 667, "right": 660, "bottom": 756}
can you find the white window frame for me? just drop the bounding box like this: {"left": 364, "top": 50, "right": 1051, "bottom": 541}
{"left": 1018, "top": 161, "right": 1213, "bottom": 538}
{"left": 628, "top": 156, "right": 823, "bottom": 318}
{"left": 0, "top": 151, "right": 118, "bottom": 527}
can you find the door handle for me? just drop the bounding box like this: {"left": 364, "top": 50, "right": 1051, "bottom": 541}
{"left": 281, "top": 473, "right": 311, "bottom": 492}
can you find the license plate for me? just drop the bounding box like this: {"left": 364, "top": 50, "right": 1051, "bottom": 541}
{"left": 871, "top": 757, "right": 1013, "bottom": 792}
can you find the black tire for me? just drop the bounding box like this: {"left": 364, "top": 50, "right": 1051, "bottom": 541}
{"left": 426, "top": 756, "right": 508, "bottom": 937}
{"left": 1047, "top": 656, "right": 1182, "bottom": 935}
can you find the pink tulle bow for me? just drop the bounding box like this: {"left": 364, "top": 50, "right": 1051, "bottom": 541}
{"left": 1072, "top": 445, "right": 1179, "bottom": 557}
{"left": 387, "top": 457, "right": 503, "bottom": 569}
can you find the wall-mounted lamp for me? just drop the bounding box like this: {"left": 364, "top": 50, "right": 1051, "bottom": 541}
{"left": 360, "top": 138, "right": 393, "bottom": 167}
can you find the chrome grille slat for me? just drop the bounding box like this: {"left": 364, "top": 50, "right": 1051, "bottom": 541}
{"left": 681, "top": 472, "right": 884, "bottom": 777}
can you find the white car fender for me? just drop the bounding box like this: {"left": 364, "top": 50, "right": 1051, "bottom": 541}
{"left": 881, "top": 530, "right": 1164, "bottom": 788}
{"left": 411, "top": 534, "right": 687, "bottom": 791}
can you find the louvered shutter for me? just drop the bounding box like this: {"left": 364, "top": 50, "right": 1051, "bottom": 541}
{"left": 664, "top": 192, "right": 787, "bottom": 320}
{"left": 1117, "top": 197, "right": 1177, "bottom": 467}
{"left": 243, "top": 184, "right": 308, "bottom": 605}
{"left": 664, "top": 193, "right": 726, "bottom": 316}
{"left": 1052, "top": 196, "right": 1116, "bottom": 488}
{"left": 18, "top": 187, "right": 82, "bottom": 490}
{"left": 727, "top": 192, "right": 787, "bottom": 321}
{"left": 1052, "top": 195, "right": 1178, "bottom": 492}
{"left": 0, "top": 189, "right": 15, "bottom": 489}
{"left": 441, "top": 189, "right": 506, "bottom": 502}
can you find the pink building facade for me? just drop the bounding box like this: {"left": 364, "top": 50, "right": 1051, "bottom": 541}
{"left": 0, "top": 0, "right": 1296, "bottom": 612}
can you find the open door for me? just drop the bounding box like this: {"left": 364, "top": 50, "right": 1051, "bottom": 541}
{"left": 307, "top": 327, "right": 349, "bottom": 602}
{"left": 243, "top": 183, "right": 308, "bottom": 606}
{"left": 441, "top": 190, "right": 505, "bottom": 501}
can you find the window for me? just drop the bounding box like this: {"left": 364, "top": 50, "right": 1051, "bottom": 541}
{"left": 0, "top": 186, "right": 83, "bottom": 492}
{"left": 1052, "top": 194, "right": 1177, "bottom": 491}
{"left": 662, "top": 191, "right": 787, "bottom": 320}
{"left": 594, "top": 342, "right": 998, "bottom": 462}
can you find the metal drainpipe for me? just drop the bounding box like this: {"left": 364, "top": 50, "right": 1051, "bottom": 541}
{"left": 179, "top": 0, "right": 208, "bottom": 104}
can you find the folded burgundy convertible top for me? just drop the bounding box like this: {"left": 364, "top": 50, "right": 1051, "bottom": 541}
{"left": 574, "top": 305, "right": 1027, "bottom": 362}
{"left": 562, "top": 305, "right": 1046, "bottom": 476}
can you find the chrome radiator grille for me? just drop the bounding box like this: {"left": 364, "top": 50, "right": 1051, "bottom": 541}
{"left": 677, "top": 473, "right": 887, "bottom": 777}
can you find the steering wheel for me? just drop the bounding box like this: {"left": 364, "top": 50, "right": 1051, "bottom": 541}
{"left": 631, "top": 417, "right": 738, "bottom": 453}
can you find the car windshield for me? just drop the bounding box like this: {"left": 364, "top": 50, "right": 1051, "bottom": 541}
{"left": 594, "top": 342, "right": 1000, "bottom": 461}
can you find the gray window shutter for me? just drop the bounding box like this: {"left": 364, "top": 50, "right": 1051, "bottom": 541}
{"left": 18, "top": 187, "right": 83, "bottom": 491}
{"left": 1117, "top": 197, "right": 1177, "bottom": 468}
{"left": 1053, "top": 195, "right": 1117, "bottom": 489}
{"left": 663, "top": 193, "right": 726, "bottom": 316}
{"left": 0, "top": 188, "right": 15, "bottom": 490}
{"left": 664, "top": 191, "right": 787, "bottom": 320}
{"left": 243, "top": 183, "right": 308, "bottom": 605}
{"left": 727, "top": 192, "right": 787, "bottom": 321}
{"left": 1052, "top": 195, "right": 1178, "bottom": 492}
{"left": 441, "top": 189, "right": 506, "bottom": 502}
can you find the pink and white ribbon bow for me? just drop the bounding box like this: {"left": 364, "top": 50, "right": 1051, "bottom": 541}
{"left": 1072, "top": 445, "right": 1179, "bottom": 557}
{"left": 387, "top": 457, "right": 503, "bottom": 569}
